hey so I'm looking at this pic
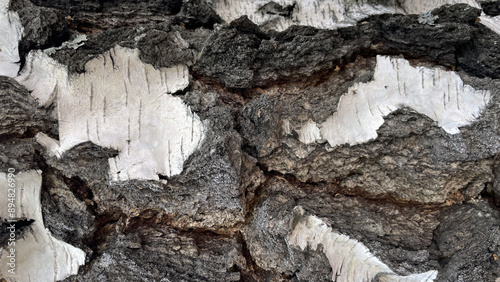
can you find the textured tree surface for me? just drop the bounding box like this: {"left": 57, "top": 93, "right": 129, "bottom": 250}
{"left": 1, "top": 0, "right": 500, "bottom": 281}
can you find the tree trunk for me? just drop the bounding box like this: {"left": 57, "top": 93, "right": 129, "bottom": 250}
{"left": 1, "top": 0, "right": 500, "bottom": 281}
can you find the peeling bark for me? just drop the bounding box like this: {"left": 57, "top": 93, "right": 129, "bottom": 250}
{"left": 0, "top": 171, "right": 85, "bottom": 281}
{"left": 288, "top": 206, "right": 438, "bottom": 281}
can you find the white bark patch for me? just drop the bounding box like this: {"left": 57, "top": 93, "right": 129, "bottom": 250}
{"left": 0, "top": 0, "right": 23, "bottom": 77}
{"left": 288, "top": 206, "right": 438, "bottom": 282}
{"left": 16, "top": 50, "right": 69, "bottom": 107}
{"left": 282, "top": 119, "right": 292, "bottom": 135}
{"left": 299, "top": 55, "right": 490, "bottom": 148}
{"left": 20, "top": 46, "right": 205, "bottom": 181}
{"left": 297, "top": 120, "right": 322, "bottom": 144}
{"left": 480, "top": 14, "right": 500, "bottom": 36}
{"left": 0, "top": 170, "right": 86, "bottom": 281}
{"left": 211, "top": 0, "right": 484, "bottom": 31}
{"left": 212, "top": 0, "right": 397, "bottom": 31}
{"left": 44, "top": 34, "right": 88, "bottom": 55}
{"left": 398, "top": 0, "right": 480, "bottom": 14}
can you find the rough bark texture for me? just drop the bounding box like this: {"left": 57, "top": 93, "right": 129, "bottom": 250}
{"left": 2, "top": 0, "right": 500, "bottom": 281}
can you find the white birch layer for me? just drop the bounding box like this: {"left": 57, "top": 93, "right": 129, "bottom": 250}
{"left": 19, "top": 46, "right": 205, "bottom": 181}
{"left": 480, "top": 14, "right": 500, "bottom": 36}
{"left": 298, "top": 55, "right": 490, "bottom": 147}
{"left": 399, "top": 0, "right": 479, "bottom": 14}
{"left": 211, "top": 0, "right": 482, "bottom": 31}
{"left": 288, "top": 206, "right": 438, "bottom": 282}
{"left": 0, "top": 171, "right": 86, "bottom": 281}
{"left": 212, "top": 0, "right": 397, "bottom": 31}
{"left": 0, "top": 0, "right": 23, "bottom": 77}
